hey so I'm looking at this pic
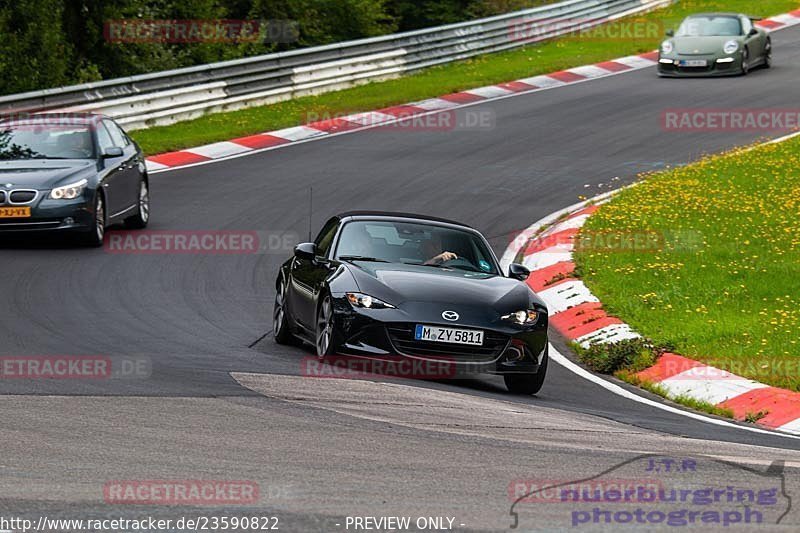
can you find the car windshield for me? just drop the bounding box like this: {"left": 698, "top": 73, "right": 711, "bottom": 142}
{"left": 677, "top": 16, "right": 742, "bottom": 37}
{"left": 0, "top": 122, "right": 96, "bottom": 160}
{"left": 335, "top": 220, "right": 499, "bottom": 275}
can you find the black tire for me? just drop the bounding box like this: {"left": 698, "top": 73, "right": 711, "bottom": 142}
{"left": 504, "top": 350, "right": 548, "bottom": 395}
{"left": 315, "top": 295, "right": 336, "bottom": 359}
{"left": 741, "top": 48, "right": 750, "bottom": 75}
{"left": 763, "top": 39, "right": 772, "bottom": 69}
{"left": 125, "top": 178, "right": 150, "bottom": 229}
{"left": 273, "top": 278, "right": 294, "bottom": 345}
{"left": 79, "top": 192, "right": 106, "bottom": 247}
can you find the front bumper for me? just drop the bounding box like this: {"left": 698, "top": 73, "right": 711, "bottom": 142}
{"left": 328, "top": 295, "right": 548, "bottom": 377}
{"left": 0, "top": 191, "right": 95, "bottom": 234}
{"left": 657, "top": 54, "right": 742, "bottom": 77}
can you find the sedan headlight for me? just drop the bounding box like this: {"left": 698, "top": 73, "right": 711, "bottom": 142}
{"left": 50, "top": 179, "right": 88, "bottom": 200}
{"left": 346, "top": 292, "right": 395, "bottom": 309}
{"left": 502, "top": 310, "right": 539, "bottom": 325}
{"left": 723, "top": 40, "right": 739, "bottom": 54}
{"left": 661, "top": 40, "right": 674, "bottom": 54}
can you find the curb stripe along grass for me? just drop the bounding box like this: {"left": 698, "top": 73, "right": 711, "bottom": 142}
{"left": 509, "top": 131, "right": 800, "bottom": 436}
{"left": 139, "top": 6, "right": 800, "bottom": 170}
{"left": 142, "top": 51, "right": 662, "bottom": 173}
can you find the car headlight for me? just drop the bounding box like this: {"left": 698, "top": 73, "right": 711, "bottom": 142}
{"left": 346, "top": 292, "right": 395, "bottom": 309}
{"left": 661, "top": 40, "right": 674, "bottom": 54}
{"left": 723, "top": 40, "right": 739, "bottom": 54}
{"left": 50, "top": 179, "right": 88, "bottom": 200}
{"left": 502, "top": 310, "right": 539, "bottom": 325}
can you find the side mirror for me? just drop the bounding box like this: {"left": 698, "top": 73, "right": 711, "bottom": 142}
{"left": 748, "top": 28, "right": 758, "bottom": 37}
{"left": 508, "top": 263, "right": 530, "bottom": 282}
{"left": 294, "top": 242, "right": 317, "bottom": 261}
{"left": 665, "top": 29, "right": 674, "bottom": 37}
{"left": 102, "top": 146, "right": 124, "bottom": 158}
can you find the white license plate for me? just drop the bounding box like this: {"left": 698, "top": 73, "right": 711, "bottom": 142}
{"left": 414, "top": 324, "right": 484, "bottom": 346}
{"left": 679, "top": 59, "right": 707, "bottom": 67}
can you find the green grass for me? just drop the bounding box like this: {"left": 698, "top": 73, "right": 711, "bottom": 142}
{"left": 131, "top": 0, "right": 800, "bottom": 154}
{"left": 575, "top": 136, "right": 800, "bottom": 391}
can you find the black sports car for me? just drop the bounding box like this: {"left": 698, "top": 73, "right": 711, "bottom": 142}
{"left": 274, "top": 212, "right": 549, "bottom": 394}
{"left": 0, "top": 113, "right": 149, "bottom": 246}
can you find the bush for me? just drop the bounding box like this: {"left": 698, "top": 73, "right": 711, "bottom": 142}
{"left": 579, "top": 338, "right": 660, "bottom": 374}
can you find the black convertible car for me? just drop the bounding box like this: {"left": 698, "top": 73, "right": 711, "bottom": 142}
{"left": 0, "top": 113, "right": 149, "bottom": 246}
{"left": 274, "top": 212, "right": 549, "bottom": 394}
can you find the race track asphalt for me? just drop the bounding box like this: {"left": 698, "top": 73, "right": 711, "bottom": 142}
{"left": 2, "top": 24, "right": 800, "bottom": 531}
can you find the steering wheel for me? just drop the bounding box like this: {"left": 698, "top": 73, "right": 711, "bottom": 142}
{"left": 439, "top": 257, "right": 474, "bottom": 269}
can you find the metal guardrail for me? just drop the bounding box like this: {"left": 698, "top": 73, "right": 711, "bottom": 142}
{"left": 0, "top": 0, "right": 671, "bottom": 130}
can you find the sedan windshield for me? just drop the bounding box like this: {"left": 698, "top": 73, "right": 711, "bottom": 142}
{"left": 677, "top": 16, "right": 742, "bottom": 37}
{"left": 336, "top": 220, "right": 499, "bottom": 274}
{"left": 0, "top": 123, "right": 96, "bottom": 160}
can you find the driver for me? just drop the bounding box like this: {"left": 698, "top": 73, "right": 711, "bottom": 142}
{"left": 58, "top": 131, "right": 93, "bottom": 158}
{"left": 422, "top": 232, "right": 458, "bottom": 265}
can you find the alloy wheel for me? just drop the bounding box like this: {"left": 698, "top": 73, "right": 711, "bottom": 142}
{"left": 316, "top": 297, "right": 333, "bottom": 358}
{"left": 95, "top": 195, "right": 105, "bottom": 242}
{"left": 139, "top": 181, "right": 150, "bottom": 223}
{"left": 273, "top": 282, "right": 285, "bottom": 338}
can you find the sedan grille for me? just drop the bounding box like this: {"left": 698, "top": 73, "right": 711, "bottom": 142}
{"left": 0, "top": 191, "right": 5, "bottom": 204}
{"left": 9, "top": 190, "right": 37, "bottom": 204}
{"left": 386, "top": 323, "right": 509, "bottom": 363}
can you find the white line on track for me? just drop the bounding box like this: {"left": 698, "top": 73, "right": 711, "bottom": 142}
{"left": 139, "top": 9, "right": 800, "bottom": 440}
{"left": 548, "top": 344, "right": 800, "bottom": 441}
{"left": 148, "top": 15, "right": 798, "bottom": 175}
{"left": 148, "top": 62, "right": 659, "bottom": 174}
{"left": 506, "top": 126, "right": 800, "bottom": 440}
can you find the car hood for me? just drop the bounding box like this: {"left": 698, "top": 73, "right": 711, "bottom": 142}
{"left": 0, "top": 159, "right": 96, "bottom": 189}
{"left": 347, "top": 262, "right": 544, "bottom": 314}
{"left": 674, "top": 36, "right": 736, "bottom": 55}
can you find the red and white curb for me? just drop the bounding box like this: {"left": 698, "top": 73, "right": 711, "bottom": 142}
{"left": 144, "top": 51, "right": 663, "bottom": 172}
{"left": 143, "top": 9, "right": 800, "bottom": 173}
{"left": 756, "top": 9, "right": 800, "bottom": 30}
{"left": 502, "top": 185, "right": 800, "bottom": 436}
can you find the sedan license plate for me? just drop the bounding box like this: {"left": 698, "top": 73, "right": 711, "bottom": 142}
{"left": 415, "top": 324, "right": 484, "bottom": 346}
{"left": 678, "top": 59, "right": 708, "bottom": 67}
{"left": 0, "top": 207, "right": 31, "bottom": 218}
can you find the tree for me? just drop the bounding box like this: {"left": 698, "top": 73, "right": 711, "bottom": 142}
{"left": 248, "top": 0, "right": 396, "bottom": 46}
{"left": 0, "top": 0, "right": 73, "bottom": 94}
{"left": 0, "top": 0, "right": 550, "bottom": 95}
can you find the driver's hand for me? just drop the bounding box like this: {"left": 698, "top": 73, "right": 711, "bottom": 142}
{"left": 430, "top": 251, "right": 457, "bottom": 264}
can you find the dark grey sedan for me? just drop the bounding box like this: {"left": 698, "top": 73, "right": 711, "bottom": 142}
{"left": 0, "top": 113, "right": 149, "bottom": 246}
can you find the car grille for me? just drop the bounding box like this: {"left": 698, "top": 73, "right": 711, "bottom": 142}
{"left": 0, "top": 220, "right": 62, "bottom": 230}
{"left": 0, "top": 191, "right": 5, "bottom": 203}
{"left": 386, "top": 323, "right": 509, "bottom": 363}
{"left": 9, "top": 190, "right": 37, "bottom": 204}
